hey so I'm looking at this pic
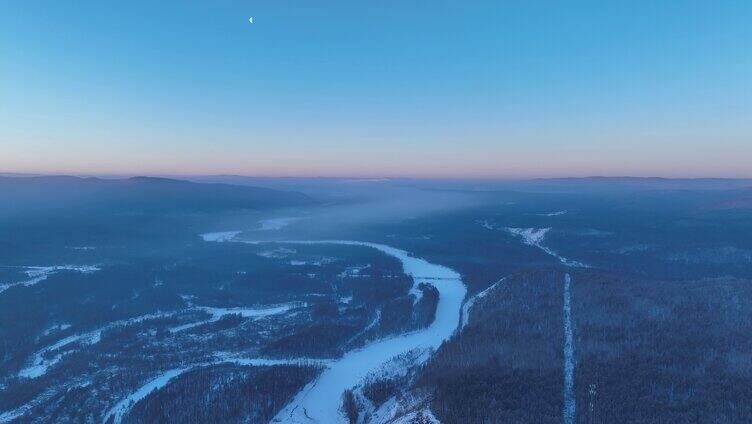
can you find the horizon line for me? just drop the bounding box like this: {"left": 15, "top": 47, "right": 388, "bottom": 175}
{"left": 2, "top": 171, "right": 752, "bottom": 182}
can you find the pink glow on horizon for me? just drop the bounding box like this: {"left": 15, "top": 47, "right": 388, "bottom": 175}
{"left": 3, "top": 162, "right": 751, "bottom": 180}
{"left": 3, "top": 140, "right": 751, "bottom": 179}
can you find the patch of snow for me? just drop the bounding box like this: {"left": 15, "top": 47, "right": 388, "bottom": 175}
{"left": 289, "top": 257, "right": 336, "bottom": 266}
{"left": 391, "top": 409, "right": 441, "bottom": 424}
{"left": 0, "top": 407, "right": 24, "bottom": 423}
{"left": 338, "top": 264, "right": 371, "bottom": 278}
{"left": 353, "top": 385, "right": 377, "bottom": 422}
{"left": 370, "top": 391, "right": 438, "bottom": 424}
{"left": 257, "top": 217, "right": 302, "bottom": 231}
{"left": 18, "top": 332, "right": 101, "bottom": 378}
{"left": 212, "top": 354, "right": 331, "bottom": 368}
{"left": 40, "top": 323, "right": 72, "bottom": 337}
{"left": 363, "top": 349, "right": 428, "bottom": 384}
{"left": 200, "top": 231, "right": 241, "bottom": 242}
{"left": 201, "top": 304, "right": 299, "bottom": 320}
{"left": 537, "top": 210, "right": 567, "bottom": 217}
{"left": 370, "top": 396, "right": 400, "bottom": 424}
{"left": 17, "top": 355, "right": 64, "bottom": 380}
{"left": 257, "top": 247, "right": 297, "bottom": 259}
{"left": 506, "top": 227, "right": 551, "bottom": 245}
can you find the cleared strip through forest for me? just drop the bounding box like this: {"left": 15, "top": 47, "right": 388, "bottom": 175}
{"left": 563, "top": 273, "right": 576, "bottom": 424}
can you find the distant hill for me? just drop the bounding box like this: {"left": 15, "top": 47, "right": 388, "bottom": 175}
{"left": 0, "top": 175, "right": 314, "bottom": 215}
{"left": 528, "top": 176, "right": 752, "bottom": 190}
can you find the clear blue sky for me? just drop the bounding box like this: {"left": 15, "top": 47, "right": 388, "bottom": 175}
{"left": 1, "top": 1, "right": 750, "bottom": 178}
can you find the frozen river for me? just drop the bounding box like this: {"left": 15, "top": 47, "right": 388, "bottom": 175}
{"left": 204, "top": 234, "right": 467, "bottom": 423}
{"left": 256, "top": 241, "right": 465, "bottom": 423}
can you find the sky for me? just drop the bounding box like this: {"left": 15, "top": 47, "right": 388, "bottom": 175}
{"left": 1, "top": 1, "right": 751, "bottom": 178}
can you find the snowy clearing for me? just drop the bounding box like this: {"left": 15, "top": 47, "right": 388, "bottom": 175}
{"left": 289, "top": 257, "right": 336, "bottom": 266}
{"left": 476, "top": 221, "right": 586, "bottom": 267}
{"left": 504, "top": 227, "right": 587, "bottom": 268}
{"left": 200, "top": 231, "right": 242, "bottom": 242}
{"left": 537, "top": 210, "right": 567, "bottom": 217}
{"left": 390, "top": 409, "right": 441, "bottom": 424}
{"left": 40, "top": 323, "right": 72, "bottom": 337}
{"left": 257, "top": 247, "right": 297, "bottom": 259}
{"left": 338, "top": 264, "right": 371, "bottom": 278}
{"left": 257, "top": 217, "right": 302, "bottom": 231}
{"left": 506, "top": 227, "right": 551, "bottom": 245}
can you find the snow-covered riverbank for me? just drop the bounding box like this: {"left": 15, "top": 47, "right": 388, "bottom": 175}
{"left": 202, "top": 234, "right": 467, "bottom": 423}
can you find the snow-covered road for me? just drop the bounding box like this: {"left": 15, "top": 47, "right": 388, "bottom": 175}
{"left": 203, "top": 235, "right": 467, "bottom": 423}
{"left": 562, "top": 273, "right": 576, "bottom": 424}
